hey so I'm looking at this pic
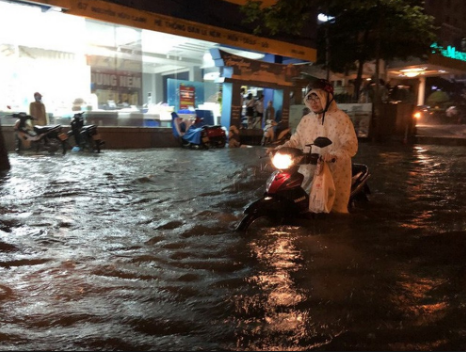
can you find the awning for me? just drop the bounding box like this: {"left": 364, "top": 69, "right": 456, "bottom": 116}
{"left": 387, "top": 53, "right": 466, "bottom": 79}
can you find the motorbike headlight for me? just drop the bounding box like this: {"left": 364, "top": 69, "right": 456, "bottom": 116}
{"left": 413, "top": 111, "right": 422, "bottom": 119}
{"left": 272, "top": 152, "right": 293, "bottom": 169}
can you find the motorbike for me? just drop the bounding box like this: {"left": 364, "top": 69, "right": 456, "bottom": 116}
{"left": 171, "top": 112, "right": 226, "bottom": 149}
{"left": 11, "top": 112, "right": 68, "bottom": 155}
{"left": 67, "top": 112, "right": 105, "bottom": 153}
{"left": 236, "top": 136, "right": 371, "bottom": 231}
{"left": 261, "top": 119, "right": 291, "bottom": 146}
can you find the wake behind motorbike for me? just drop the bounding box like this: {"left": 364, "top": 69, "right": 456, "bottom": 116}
{"left": 236, "top": 136, "right": 371, "bottom": 231}
{"left": 68, "top": 112, "right": 105, "bottom": 153}
{"left": 11, "top": 112, "right": 68, "bottom": 155}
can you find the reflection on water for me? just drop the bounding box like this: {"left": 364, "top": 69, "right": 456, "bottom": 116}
{"left": 237, "top": 229, "right": 309, "bottom": 351}
{"left": 1, "top": 144, "right": 466, "bottom": 350}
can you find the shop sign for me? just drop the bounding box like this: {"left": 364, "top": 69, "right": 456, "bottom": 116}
{"left": 91, "top": 68, "right": 142, "bottom": 106}
{"left": 37, "top": 0, "right": 316, "bottom": 61}
{"left": 431, "top": 43, "right": 466, "bottom": 62}
{"left": 211, "top": 49, "right": 299, "bottom": 86}
{"left": 179, "top": 84, "right": 195, "bottom": 110}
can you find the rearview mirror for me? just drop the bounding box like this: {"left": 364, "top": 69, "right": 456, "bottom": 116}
{"left": 313, "top": 136, "right": 332, "bottom": 148}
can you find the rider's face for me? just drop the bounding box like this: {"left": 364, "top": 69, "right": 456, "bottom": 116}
{"left": 306, "top": 93, "right": 322, "bottom": 112}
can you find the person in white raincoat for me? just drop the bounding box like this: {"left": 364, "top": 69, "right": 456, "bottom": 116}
{"left": 278, "top": 79, "right": 358, "bottom": 213}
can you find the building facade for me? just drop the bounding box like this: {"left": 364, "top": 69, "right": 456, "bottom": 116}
{"left": 0, "top": 0, "right": 318, "bottom": 135}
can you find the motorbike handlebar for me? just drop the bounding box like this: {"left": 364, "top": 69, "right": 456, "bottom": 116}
{"left": 303, "top": 153, "right": 336, "bottom": 164}
{"left": 306, "top": 153, "right": 320, "bottom": 165}
{"left": 11, "top": 113, "right": 34, "bottom": 119}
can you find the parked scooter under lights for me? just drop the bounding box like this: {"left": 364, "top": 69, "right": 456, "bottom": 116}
{"left": 171, "top": 112, "right": 227, "bottom": 149}
{"left": 261, "top": 118, "right": 291, "bottom": 147}
{"left": 9, "top": 109, "right": 68, "bottom": 155}
{"left": 68, "top": 112, "right": 105, "bottom": 153}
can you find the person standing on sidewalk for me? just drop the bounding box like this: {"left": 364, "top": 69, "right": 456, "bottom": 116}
{"left": 245, "top": 93, "right": 255, "bottom": 129}
{"left": 240, "top": 87, "right": 246, "bottom": 127}
{"left": 265, "top": 100, "right": 275, "bottom": 121}
{"left": 254, "top": 94, "right": 264, "bottom": 129}
{"left": 29, "top": 92, "right": 48, "bottom": 126}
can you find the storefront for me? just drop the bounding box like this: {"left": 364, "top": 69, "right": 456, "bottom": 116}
{"left": 0, "top": 0, "right": 316, "bottom": 135}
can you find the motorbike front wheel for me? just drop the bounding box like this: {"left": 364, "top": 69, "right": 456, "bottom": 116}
{"left": 81, "top": 136, "right": 101, "bottom": 153}
{"left": 94, "top": 139, "right": 103, "bottom": 153}
{"left": 236, "top": 213, "right": 258, "bottom": 231}
{"left": 92, "top": 139, "right": 104, "bottom": 153}
{"left": 44, "top": 137, "right": 66, "bottom": 155}
{"left": 14, "top": 136, "right": 22, "bottom": 153}
{"left": 215, "top": 139, "right": 226, "bottom": 148}
{"left": 236, "top": 213, "right": 286, "bottom": 231}
{"left": 61, "top": 140, "right": 67, "bottom": 155}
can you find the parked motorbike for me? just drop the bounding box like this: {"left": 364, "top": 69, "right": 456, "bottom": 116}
{"left": 171, "top": 112, "right": 226, "bottom": 149}
{"left": 68, "top": 112, "right": 104, "bottom": 153}
{"left": 11, "top": 112, "right": 68, "bottom": 155}
{"left": 261, "top": 119, "right": 291, "bottom": 146}
{"left": 236, "top": 136, "right": 371, "bottom": 231}
{"left": 412, "top": 104, "right": 464, "bottom": 125}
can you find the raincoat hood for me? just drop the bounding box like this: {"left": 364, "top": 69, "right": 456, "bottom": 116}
{"left": 304, "top": 88, "right": 338, "bottom": 114}
{"left": 304, "top": 88, "right": 338, "bottom": 125}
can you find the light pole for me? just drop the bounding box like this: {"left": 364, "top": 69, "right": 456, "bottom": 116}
{"left": 317, "top": 13, "right": 335, "bottom": 81}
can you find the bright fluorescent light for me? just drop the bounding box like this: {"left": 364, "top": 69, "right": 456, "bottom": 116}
{"left": 318, "top": 13, "right": 335, "bottom": 22}
{"left": 217, "top": 46, "right": 264, "bottom": 60}
{"left": 401, "top": 67, "right": 426, "bottom": 77}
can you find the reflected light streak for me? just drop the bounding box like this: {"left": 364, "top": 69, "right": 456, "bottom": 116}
{"left": 391, "top": 274, "right": 449, "bottom": 325}
{"left": 236, "top": 232, "right": 311, "bottom": 348}
{"left": 414, "top": 146, "right": 431, "bottom": 165}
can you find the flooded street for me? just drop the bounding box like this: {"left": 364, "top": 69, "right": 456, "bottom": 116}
{"left": 1, "top": 142, "right": 466, "bottom": 351}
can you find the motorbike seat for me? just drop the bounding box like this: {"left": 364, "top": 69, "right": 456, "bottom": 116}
{"left": 34, "top": 125, "right": 61, "bottom": 133}
{"left": 81, "top": 125, "right": 97, "bottom": 131}
{"left": 19, "top": 127, "right": 37, "bottom": 137}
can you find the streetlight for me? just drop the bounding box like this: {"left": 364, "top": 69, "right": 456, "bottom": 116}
{"left": 317, "top": 13, "right": 335, "bottom": 81}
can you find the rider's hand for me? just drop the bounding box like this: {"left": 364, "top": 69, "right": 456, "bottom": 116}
{"left": 266, "top": 144, "right": 286, "bottom": 155}
{"left": 323, "top": 153, "right": 338, "bottom": 162}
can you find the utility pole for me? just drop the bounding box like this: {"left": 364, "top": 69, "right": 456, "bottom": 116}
{"left": 325, "top": 25, "right": 330, "bottom": 81}
{"left": 318, "top": 13, "right": 334, "bottom": 81}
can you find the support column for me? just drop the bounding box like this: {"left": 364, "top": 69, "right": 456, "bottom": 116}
{"left": 417, "top": 76, "right": 426, "bottom": 106}
{"left": 281, "top": 88, "right": 290, "bottom": 127}
{"left": 189, "top": 66, "right": 202, "bottom": 82}
{"left": 221, "top": 81, "right": 243, "bottom": 128}
{"left": 222, "top": 81, "right": 244, "bottom": 147}
{"left": 154, "top": 73, "right": 163, "bottom": 105}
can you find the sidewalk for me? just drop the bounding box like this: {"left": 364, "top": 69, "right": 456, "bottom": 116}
{"left": 415, "top": 124, "right": 466, "bottom": 146}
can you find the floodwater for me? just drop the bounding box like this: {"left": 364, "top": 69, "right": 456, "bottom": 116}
{"left": 1, "top": 142, "right": 466, "bottom": 351}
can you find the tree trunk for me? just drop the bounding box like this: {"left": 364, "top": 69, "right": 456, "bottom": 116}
{"left": 354, "top": 30, "right": 370, "bottom": 102}
{"left": 354, "top": 58, "right": 365, "bottom": 101}
{"left": 371, "top": 5, "right": 383, "bottom": 142}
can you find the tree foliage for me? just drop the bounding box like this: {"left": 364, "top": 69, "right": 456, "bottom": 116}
{"left": 240, "top": 0, "right": 316, "bottom": 37}
{"left": 241, "top": 0, "right": 437, "bottom": 92}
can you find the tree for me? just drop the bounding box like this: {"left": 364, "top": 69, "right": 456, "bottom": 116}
{"left": 241, "top": 0, "right": 437, "bottom": 98}
{"left": 241, "top": 0, "right": 437, "bottom": 140}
